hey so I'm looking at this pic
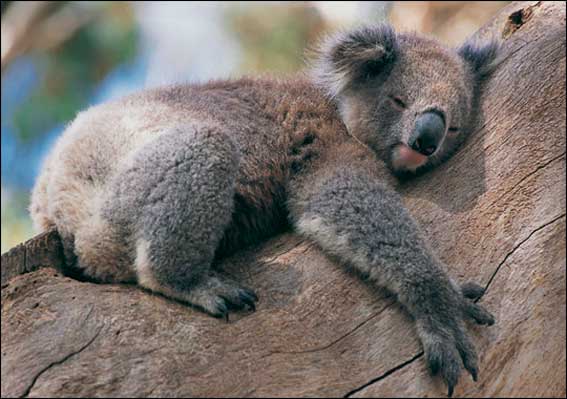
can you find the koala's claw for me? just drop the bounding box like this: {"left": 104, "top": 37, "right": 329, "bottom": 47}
{"left": 210, "top": 298, "right": 229, "bottom": 319}
{"left": 460, "top": 282, "right": 485, "bottom": 300}
{"left": 453, "top": 325, "right": 480, "bottom": 381}
{"left": 222, "top": 290, "right": 257, "bottom": 312}
{"left": 209, "top": 292, "right": 258, "bottom": 319}
{"left": 424, "top": 337, "right": 461, "bottom": 397}
{"left": 240, "top": 288, "right": 259, "bottom": 311}
{"left": 459, "top": 282, "right": 495, "bottom": 325}
{"left": 464, "top": 302, "right": 495, "bottom": 325}
{"left": 471, "top": 368, "right": 478, "bottom": 382}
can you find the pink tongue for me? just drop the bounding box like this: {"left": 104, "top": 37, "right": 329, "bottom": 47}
{"left": 397, "top": 145, "right": 427, "bottom": 167}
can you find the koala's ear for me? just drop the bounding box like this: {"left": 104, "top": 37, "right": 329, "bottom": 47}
{"left": 311, "top": 25, "right": 398, "bottom": 98}
{"left": 458, "top": 40, "right": 500, "bottom": 78}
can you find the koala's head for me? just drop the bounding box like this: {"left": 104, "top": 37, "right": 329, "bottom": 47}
{"left": 312, "top": 25, "right": 498, "bottom": 177}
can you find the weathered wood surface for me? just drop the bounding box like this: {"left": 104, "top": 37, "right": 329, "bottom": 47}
{"left": 1, "top": 230, "right": 64, "bottom": 287}
{"left": 1, "top": 1, "right": 565, "bottom": 397}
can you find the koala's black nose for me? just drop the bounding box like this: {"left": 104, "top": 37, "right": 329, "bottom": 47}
{"left": 409, "top": 112, "right": 445, "bottom": 156}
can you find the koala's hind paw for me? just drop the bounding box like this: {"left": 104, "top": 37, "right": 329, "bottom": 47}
{"left": 183, "top": 273, "right": 258, "bottom": 319}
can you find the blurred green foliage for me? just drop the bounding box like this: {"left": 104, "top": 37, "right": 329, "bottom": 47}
{"left": 2, "top": 2, "right": 138, "bottom": 252}
{"left": 228, "top": 5, "right": 326, "bottom": 74}
{"left": 12, "top": 2, "right": 138, "bottom": 142}
{"left": 1, "top": 191, "right": 33, "bottom": 253}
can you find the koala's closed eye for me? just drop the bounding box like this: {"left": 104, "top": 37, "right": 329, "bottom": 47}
{"left": 448, "top": 127, "right": 459, "bottom": 133}
{"left": 388, "top": 95, "right": 407, "bottom": 110}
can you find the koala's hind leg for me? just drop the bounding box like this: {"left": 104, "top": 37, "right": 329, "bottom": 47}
{"left": 112, "top": 125, "right": 257, "bottom": 317}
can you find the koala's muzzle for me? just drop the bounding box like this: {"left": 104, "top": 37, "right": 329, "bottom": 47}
{"left": 409, "top": 112, "right": 445, "bottom": 156}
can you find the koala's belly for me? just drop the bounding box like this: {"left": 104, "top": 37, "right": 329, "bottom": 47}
{"left": 216, "top": 187, "right": 290, "bottom": 259}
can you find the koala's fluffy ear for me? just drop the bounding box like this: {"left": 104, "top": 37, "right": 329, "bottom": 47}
{"left": 458, "top": 40, "right": 500, "bottom": 79}
{"left": 311, "top": 25, "right": 397, "bottom": 98}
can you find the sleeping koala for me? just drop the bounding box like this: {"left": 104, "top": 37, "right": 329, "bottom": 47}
{"left": 30, "top": 24, "right": 497, "bottom": 396}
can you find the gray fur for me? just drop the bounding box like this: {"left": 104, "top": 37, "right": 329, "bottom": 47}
{"left": 30, "top": 24, "right": 497, "bottom": 395}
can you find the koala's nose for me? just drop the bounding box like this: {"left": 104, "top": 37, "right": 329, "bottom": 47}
{"left": 409, "top": 112, "right": 445, "bottom": 156}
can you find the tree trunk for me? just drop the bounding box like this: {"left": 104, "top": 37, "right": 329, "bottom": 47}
{"left": 1, "top": 1, "right": 565, "bottom": 397}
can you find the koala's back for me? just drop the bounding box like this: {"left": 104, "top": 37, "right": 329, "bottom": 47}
{"left": 30, "top": 78, "right": 345, "bottom": 279}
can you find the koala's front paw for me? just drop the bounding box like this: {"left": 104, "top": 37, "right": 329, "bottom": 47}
{"left": 460, "top": 281, "right": 495, "bottom": 325}
{"left": 460, "top": 281, "right": 485, "bottom": 300}
{"left": 417, "top": 283, "right": 495, "bottom": 397}
{"left": 420, "top": 320, "right": 482, "bottom": 397}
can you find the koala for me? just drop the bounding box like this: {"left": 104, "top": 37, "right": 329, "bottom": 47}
{"left": 30, "top": 25, "right": 498, "bottom": 396}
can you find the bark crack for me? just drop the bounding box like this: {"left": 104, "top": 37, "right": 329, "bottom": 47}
{"left": 483, "top": 213, "right": 566, "bottom": 293}
{"left": 274, "top": 300, "right": 396, "bottom": 355}
{"left": 487, "top": 151, "right": 565, "bottom": 209}
{"left": 19, "top": 323, "right": 104, "bottom": 398}
{"left": 343, "top": 352, "right": 423, "bottom": 397}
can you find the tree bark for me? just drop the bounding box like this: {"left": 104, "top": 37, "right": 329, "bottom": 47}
{"left": 1, "top": 1, "right": 565, "bottom": 397}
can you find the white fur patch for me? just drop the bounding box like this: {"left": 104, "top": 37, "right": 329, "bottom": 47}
{"left": 135, "top": 238, "right": 196, "bottom": 303}
{"left": 135, "top": 238, "right": 159, "bottom": 291}
{"left": 296, "top": 214, "right": 371, "bottom": 275}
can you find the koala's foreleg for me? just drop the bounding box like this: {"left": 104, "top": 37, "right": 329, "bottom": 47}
{"left": 107, "top": 125, "right": 257, "bottom": 317}
{"left": 289, "top": 145, "right": 494, "bottom": 396}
